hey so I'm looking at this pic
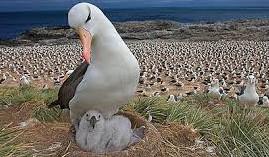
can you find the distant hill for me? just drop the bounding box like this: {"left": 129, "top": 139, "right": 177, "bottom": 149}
{"left": 1, "top": 19, "right": 269, "bottom": 46}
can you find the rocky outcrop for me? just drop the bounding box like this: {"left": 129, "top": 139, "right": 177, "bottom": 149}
{"left": 1, "top": 19, "right": 269, "bottom": 46}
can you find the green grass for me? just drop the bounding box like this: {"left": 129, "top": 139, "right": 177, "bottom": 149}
{"left": 32, "top": 106, "right": 63, "bottom": 122}
{"left": 125, "top": 94, "right": 269, "bottom": 156}
{"left": 211, "top": 107, "right": 269, "bottom": 157}
{"left": 1, "top": 87, "right": 269, "bottom": 156}
{"left": 166, "top": 102, "right": 215, "bottom": 135}
{"left": 127, "top": 97, "right": 169, "bottom": 123}
{"left": 125, "top": 95, "right": 215, "bottom": 134}
{"left": 0, "top": 86, "right": 59, "bottom": 123}
{"left": 0, "top": 86, "right": 57, "bottom": 107}
{"left": 0, "top": 126, "right": 30, "bottom": 157}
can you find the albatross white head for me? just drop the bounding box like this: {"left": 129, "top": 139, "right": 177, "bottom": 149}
{"left": 68, "top": 3, "right": 93, "bottom": 63}
{"left": 247, "top": 75, "right": 256, "bottom": 85}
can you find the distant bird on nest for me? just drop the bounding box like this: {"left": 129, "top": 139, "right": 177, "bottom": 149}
{"left": 261, "top": 96, "right": 269, "bottom": 108}
{"left": 64, "top": 70, "right": 74, "bottom": 80}
{"left": 264, "top": 85, "right": 269, "bottom": 98}
{"left": 238, "top": 75, "right": 259, "bottom": 106}
{"left": 186, "top": 87, "right": 198, "bottom": 96}
{"left": 208, "top": 79, "right": 223, "bottom": 98}
{"left": 167, "top": 94, "right": 182, "bottom": 103}
{"left": 0, "top": 73, "right": 6, "bottom": 84}
{"left": 151, "top": 91, "right": 160, "bottom": 97}
{"left": 235, "top": 80, "right": 246, "bottom": 96}
{"left": 66, "top": 70, "right": 74, "bottom": 76}
{"left": 167, "top": 95, "right": 176, "bottom": 103}
{"left": 42, "top": 84, "right": 49, "bottom": 90}
{"left": 20, "top": 75, "right": 31, "bottom": 86}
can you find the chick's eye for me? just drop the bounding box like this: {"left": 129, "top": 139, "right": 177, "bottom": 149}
{"left": 86, "top": 114, "right": 89, "bottom": 117}
{"left": 98, "top": 115, "right": 101, "bottom": 119}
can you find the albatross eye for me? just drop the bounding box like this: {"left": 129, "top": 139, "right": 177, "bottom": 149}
{"left": 85, "top": 13, "right": 91, "bottom": 23}
{"left": 98, "top": 115, "right": 101, "bottom": 119}
{"left": 86, "top": 113, "right": 89, "bottom": 117}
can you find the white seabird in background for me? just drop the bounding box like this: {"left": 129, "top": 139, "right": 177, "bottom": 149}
{"left": 238, "top": 75, "right": 259, "bottom": 106}
{"left": 0, "top": 73, "right": 7, "bottom": 84}
{"left": 66, "top": 70, "right": 74, "bottom": 76}
{"left": 261, "top": 96, "right": 269, "bottom": 108}
{"left": 167, "top": 95, "right": 177, "bottom": 103}
{"left": 208, "top": 79, "right": 222, "bottom": 98}
{"left": 265, "top": 85, "right": 269, "bottom": 98}
{"left": 20, "top": 75, "right": 31, "bottom": 86}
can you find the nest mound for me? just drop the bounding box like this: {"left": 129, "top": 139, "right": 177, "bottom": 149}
{"left": 68, "top": 112, "right": 215, "bottom": 157}
{"left": 1, "top": 107, "right": 217, "bottom": 157}
{"left": 70, "top": 111, "right": 163, "bottom": 157}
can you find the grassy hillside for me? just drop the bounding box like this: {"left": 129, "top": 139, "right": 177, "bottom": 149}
{"left": 0, "top": 86, "right": 269, "bottom": 156}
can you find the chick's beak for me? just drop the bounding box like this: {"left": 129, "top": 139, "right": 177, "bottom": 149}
{"left": 76, "top": 27, "right": 92, "bottom": 63}
{"left": 89, "top": 116, "right": 97, "bottom": 129}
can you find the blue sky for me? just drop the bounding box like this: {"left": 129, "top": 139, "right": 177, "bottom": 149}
{"left": 0, "top": 0, "right": 268, "bottom": 12}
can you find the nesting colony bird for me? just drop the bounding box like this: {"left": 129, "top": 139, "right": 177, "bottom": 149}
{"left": 264, "top": 85, "right": 269, "bottom": 98}
{"left": 208, "top": 79, "right": 222, "bottom": 98}
{"left": 167, "top": 95, "right": 177, "bottom": 103}
{"left": 20, "top": 75, "right": 30, "bottom": 86}
{"left": 167, "top": 94, "right": 182, "bottom": 103}
{"left": 238, "top": 75, "right": 259, "bottom": 106}
{"left": 261, "top": 96, "right": 269, "bottom": 108}
{"left": 0, "top": 73, "right": 6, "bottom": 84}
{"left": 1, "top": 31, "right": 269, "bottom": 99}
{"left": 66, "top": 70, "right": 74, "bottom": 76}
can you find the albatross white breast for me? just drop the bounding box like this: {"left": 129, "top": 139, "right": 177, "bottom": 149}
{"left": 238, "top": 75, "right": 259, "bottom": 106}
{"left": 68, "top": 3, "right": 140, "bottom": 129}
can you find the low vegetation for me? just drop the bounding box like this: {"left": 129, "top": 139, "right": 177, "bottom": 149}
{"left": 0, "top": 126, "right": 29, "bottom": 157}
{"left": 1, "top": 86, "right": 269, "bottom": 156}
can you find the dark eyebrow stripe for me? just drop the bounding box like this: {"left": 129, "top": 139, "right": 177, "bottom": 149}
{"left": 86, "top": 13, "right": 91, "bottom": 23}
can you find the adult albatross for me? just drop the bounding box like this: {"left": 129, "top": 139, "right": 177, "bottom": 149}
{"left": 52, "top": 3, "right": 140, "bottom": 130}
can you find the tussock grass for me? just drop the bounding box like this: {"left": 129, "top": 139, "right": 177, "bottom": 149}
{"left": 127, "top": 97, "right": 169, "bottom": 123}
{"left": 211, "top": 106, "right": 269, "bottom": 156}
{"left": 32, "top": 106, "right": 62, "bottom": 122}
{"left": 126, "top": 95, "right": 269, "bottom": 156}
{"left": 0, "top": 87, "right": 59, "bottom": 122}
{"left": 0, "top": 126, "right": 30, "bottom": 157}
{"left": 1, "top": 87, "right": 269, "bottom": 156}
{"left": 185, "top": 93, "right": 214, "bottom": 107}
{"left": 166, "top": 102, "right": 215, "bottom": 135}
{"left": 126, "top": 96, "right": 215, "bottom": 135}
{"left": 0, "top": 86, "right": 57, "bottom": 107}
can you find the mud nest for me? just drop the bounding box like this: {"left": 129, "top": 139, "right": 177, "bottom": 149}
{"left": 2, "top": 106, "right": 216, "bottom": 157}
{"left": 70, "top": 111, "right": 163, "bottom": 157}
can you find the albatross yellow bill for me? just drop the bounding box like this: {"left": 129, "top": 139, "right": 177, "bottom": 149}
{"left": 76, "top": 27, "right": 92, "bottom": 63}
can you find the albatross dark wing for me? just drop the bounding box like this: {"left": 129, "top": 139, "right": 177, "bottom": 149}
{"left": 48, "top": 61, "right": 89, "bottom": 109}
